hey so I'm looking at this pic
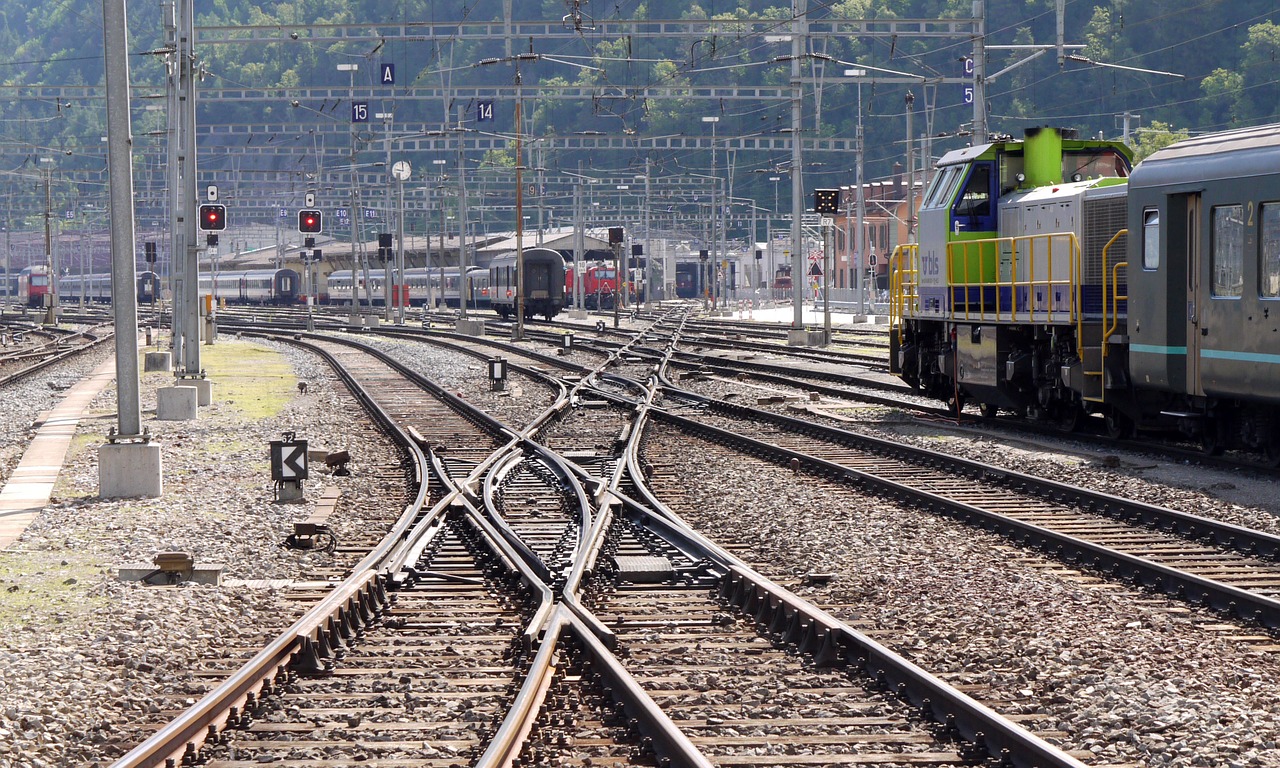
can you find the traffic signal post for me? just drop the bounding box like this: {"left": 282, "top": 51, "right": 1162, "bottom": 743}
{"left": 813, "top": 189, "right": 840, "bottom": 347}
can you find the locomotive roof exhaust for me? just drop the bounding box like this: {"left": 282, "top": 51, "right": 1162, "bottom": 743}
{"left": 1022, "top": 126, "right": 1076, "bottom": 188}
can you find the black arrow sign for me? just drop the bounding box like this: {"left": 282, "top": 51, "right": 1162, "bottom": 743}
{"left": 282, "top": 444, "right": 308, "bottom": 479}
{"left": 270, "top": 440, "right": 309, "bottom": 481}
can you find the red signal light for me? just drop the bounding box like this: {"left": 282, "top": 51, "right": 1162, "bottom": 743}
{"left": 199, "top": 204, "right": 227, "bottom": 231}
{"left": 297, "top": 209, "right": 323, "bottom": 234}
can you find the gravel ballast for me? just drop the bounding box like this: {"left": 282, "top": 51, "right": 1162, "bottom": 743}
{"left": 0, "top": 336, "right": 413, "bottom": 767}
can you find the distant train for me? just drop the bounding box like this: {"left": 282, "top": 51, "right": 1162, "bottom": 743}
{"left": 489, "top": 247, "right": 567, "bottom": 320}
{"left": 58, "top": 271, "right": 162, "bottom": 304}
{"left": 198, "top": 268, "right": 301, "bottom": 304}
{"left": 324, "top": 267, "right": 490, "bottom": 310}
{"left": 17, "top": 265, "right": 50, "bottom": 307}
{"left": 565, "top": 262, "right": 619, "bottom": 309}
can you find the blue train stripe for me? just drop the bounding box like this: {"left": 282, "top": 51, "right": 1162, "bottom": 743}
{"left": 1129, "top": 345, "right": 1280, "bottom": 365}
{"left": 1200, "top": 348, "right": 1280, "bottom": 364}
{"left": 1130, "top": 344, "right": 1187, "bottom": 356}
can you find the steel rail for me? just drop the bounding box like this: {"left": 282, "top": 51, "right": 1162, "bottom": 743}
{"left": 0, "top": 329, "right": 112, "bottom": 388}
{"left": 110, "top": 335, "right": 437, "bottom": 768}
{"left": 607, "top": 408, "right": 1091, "bottom": 768}
{"left": 647, "top": 395, "right": 1280, "bottom": 631}
{"left": 661, "top": 381, "right": 1280, "bottom": 563}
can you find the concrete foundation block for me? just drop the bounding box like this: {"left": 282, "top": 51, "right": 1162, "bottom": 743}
{"left": 143, "top": 351, "right": 171, "bottom": 372}
{"left": 787, "top": 329, "right": 825, "bottom": 347}
{"left": 156, "top": 386, "right": 198, "bottom": 421}
{"left": 275, "top": 481, "right": 305, "bottom": 502}
{"left": 456, "top": 318, "right": 486, "bottom": 337}
{"left": 872, "top": 315, "right": 890, "bottom": 325}
{"left": 178, "top": 378, "right": 213, "bottom": 406}
{"left": 98, "top": 441, "right": 163, "bottom": 498}
{"left": 365, "top": 315, "right": 380, "bottom": 328}
{"left": 569, "top": 309, "right": 588, "bottom": 319}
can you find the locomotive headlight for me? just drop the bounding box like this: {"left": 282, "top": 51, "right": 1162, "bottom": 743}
{"left": 1015, "top": 172, "right": 1026, "bottom": 184}
{"left": 1071, "top": 173, "right": 1083, "bottom": 182}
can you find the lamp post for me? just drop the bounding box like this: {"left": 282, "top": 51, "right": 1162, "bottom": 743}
{"left": 390, "top": 159, "right": 410, "bottom": 325}
{"left": 376, "top": 110, "right": 394, "bottom": 324}
{"left": 431, "top": 158, "right": 447, "bottom": 311}
{"left": 38, "top": 157, "right": 56, "bottom": 322}
{"left": 769, "top": 175, "right": 781, "bottom": 298}
{"left": 702, "top": 115, "right": 719, "bottom": 313}
{"left": 337, "top": 62, "right": 360, "bottom": 322}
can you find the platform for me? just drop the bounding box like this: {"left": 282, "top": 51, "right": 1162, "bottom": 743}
{"left": 0, "top": 356, "right": 118, "bottom": 549}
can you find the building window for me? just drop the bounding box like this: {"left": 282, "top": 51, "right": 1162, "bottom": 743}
{"left": 1211, "top": 204, "right": 1243, "bottom": 298}
{"left": 1262, "top": 203, "right": 1280, "bottom": 298}
{"left": 1142, "top": 208, "right": 1159, "bottom": 270}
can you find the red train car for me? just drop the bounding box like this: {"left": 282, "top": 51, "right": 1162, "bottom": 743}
{"left": 565, "top": 262, "right": 619, "bottom": 309}
{"left": 17, "top": 265, "right": 50, "bottom": 307}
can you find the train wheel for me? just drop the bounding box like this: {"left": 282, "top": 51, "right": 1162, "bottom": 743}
{"left": 1054, "top": 405, "right": 1081, "bottom": 433}
{"left": 1105, "top": 410, "right": 1135, "bottom": 440}
{"left": 978, "top": 403, "right": 999, "bottom": 419}
{"left": 1199, "top": 420, "right": 1226, "bottom": 456}
{"left": 1264, "top": 432, "right": 1280, "bottom": 467}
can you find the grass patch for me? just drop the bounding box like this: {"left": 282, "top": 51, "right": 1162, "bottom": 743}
{"left": 0, "top": 551, "right": 105, "bottom": 630}
{"left": 201, "top": 340, "right": 297, "bottom": 420}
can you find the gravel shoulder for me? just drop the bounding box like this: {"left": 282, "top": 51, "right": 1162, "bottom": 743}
{"left": 0, "top": 336, "right": 405, "bottom": 768}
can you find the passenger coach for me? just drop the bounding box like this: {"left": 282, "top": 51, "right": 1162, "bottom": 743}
{"left": 489, "top": 247, "right": 567, "bottom": 320}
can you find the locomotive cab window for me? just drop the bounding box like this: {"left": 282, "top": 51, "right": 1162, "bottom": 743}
{"left": 1262, "top": 203, "right": 1280, "bottom": 299}
{"left": 1065, "top": 150, "right": 1129, "bottom": 182}
{"left": 952, "top": 162, "right": 996, "bottom": 232}
{"left": 1211, "top": 205, "right": 1244, "bottom": 298}
{"left": 1142, "top": 209, "right": 1160, "bottom": 270}
{"left": 998, "top": 154, "right": 1025, "bottom": 194}
{"left": 922, "top": 166, "right": 963, "bottom": 210}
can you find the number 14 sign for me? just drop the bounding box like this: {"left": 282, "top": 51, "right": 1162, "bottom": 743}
{"left": 477, "top": 101, "right": 494, "bottom": 122}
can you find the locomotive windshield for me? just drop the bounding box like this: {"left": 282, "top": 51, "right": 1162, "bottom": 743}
{"left": 1065, "top": 149, "right": 1129, "bottom": 181}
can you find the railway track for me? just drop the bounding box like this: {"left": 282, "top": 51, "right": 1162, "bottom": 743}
{"left": 110, "top": 318, "right": 1087, "bottom": 768}
{"left": 202, "top": 510, "right": 544, "bottom": 767}
{"left": 0, "top": 323, "right": 111, "bottom": 386}
{"left": 584, "top": 519, "right": 997, "bottom": 766}
{"left": 647, "top": 383, "right": 1280, "bottom": 632}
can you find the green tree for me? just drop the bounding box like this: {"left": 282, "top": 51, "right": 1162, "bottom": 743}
{"left": 1200, "top": 68, "right": 1244, "bottom": 130}
{"left": 1130, "top": 121, "right": 1191, "bottom": 163}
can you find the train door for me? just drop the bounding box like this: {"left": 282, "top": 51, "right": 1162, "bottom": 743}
{"left": 1184, "top": 193, "right": 1204, "bottom": 397}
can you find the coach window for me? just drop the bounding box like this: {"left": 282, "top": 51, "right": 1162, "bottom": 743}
{"left": 1211, "top": 204, "right": 1244, "bottom": 298}
{"left": 1142, "top": 209, "right": 1160, "bottom": 270}
{"left": 1262, "top": 204, "right": 1280, "bottom": 298}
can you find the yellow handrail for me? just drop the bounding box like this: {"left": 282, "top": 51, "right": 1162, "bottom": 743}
{"left": 888, "top": 243, "right": 918, "bottom": 345}
{"left": 945, "top": 233, "right": 1080, "bottom": 324}
{"left": 1100, "top": 229, "right": 1128, "bottom": 354}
